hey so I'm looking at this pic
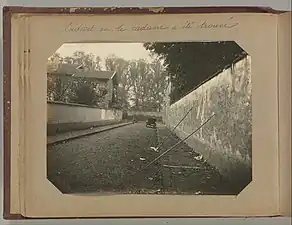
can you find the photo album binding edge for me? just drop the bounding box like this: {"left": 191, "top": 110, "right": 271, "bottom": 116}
{"left": 2, "top": 6, "right": 290, "bottom": 220}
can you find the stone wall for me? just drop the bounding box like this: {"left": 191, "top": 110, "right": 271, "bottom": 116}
{"left": 164, "top": 56, "right": 252, "bottom": 191}
{"left": 47, "top": 101, "right": 123, "bottom": 135}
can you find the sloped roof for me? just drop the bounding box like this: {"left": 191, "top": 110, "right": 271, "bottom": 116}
{"left": 48, "top": 63, "right": 116, "bottom": 80}
{"left": 48, "top": 63, "right": 83, "bottom": 75}
{"left": 74, "top": 71, "right": 116, "bottom": 80}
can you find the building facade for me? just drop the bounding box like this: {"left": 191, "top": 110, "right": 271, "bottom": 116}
{"left": 47, "top": 63, "right": 118, "bottom": 109}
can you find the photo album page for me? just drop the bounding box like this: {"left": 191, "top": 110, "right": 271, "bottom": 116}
{"left": 4, "top": 7, "right": 291, "bottom": 219}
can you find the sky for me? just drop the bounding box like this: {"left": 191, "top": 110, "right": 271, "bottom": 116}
{"left": 56, "top": 43, "right": 154, "bottom": 63}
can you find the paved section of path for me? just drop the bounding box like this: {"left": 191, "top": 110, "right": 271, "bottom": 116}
{"left": 47, "top": 122, "right": 133, "bottom": 145}
{"left": 47, "top": 122, "right": 236, "bottom": 195}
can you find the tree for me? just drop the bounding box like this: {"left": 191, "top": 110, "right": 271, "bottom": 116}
{"left": 47, "top": 53, "right": 69, "bottom": 101}
{"left": 104, "top": 54, "right": 167, "bottom": 111}
{"left": 47, "top": 51, "right": 103, "bottom": 104}
{"left": 47, "top": 75, "right": 78, "bottom": 102}
{"left": 63, "top": 51, "right": 102, "bottom": 71}
{"left": 71, "top": 80, "right": 98, "bottom": 106}
{"left": 144, "top": 41, "right": 247, "bottom": 103}
{"left": 148, "top": 59, "right": 168, "bottom": 111}
{"left": 127, "top": 58, "right": 167, "bottom": 111}
{"left": 127, "top": 59, "right": 149, "bottom": 110}
{"left": 47, "top": 50, "right": 167, "bottom": 111}
{"left": 105, "top": 54, "right": 131, "bottom": 109}
{"left": 47, "top": 53, "right": 62, "bottom": 72}
{"left": 47, "top": 74, "right": 56, "bottom": 100}
{"left": 69, "top": 78, "right": 108, "bottom": 107}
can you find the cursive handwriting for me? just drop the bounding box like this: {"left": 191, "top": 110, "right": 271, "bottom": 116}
{"left": 198, "top": 17, "right": 239, "bottom": 29}
{"left": 132, "top": 24, "right": 169, "bottom": 32}
{"left": 64, "top": 22, "right": 96, "bottom": 32}
{"left": 115, "top": 24, "right": 127, "bottom": 32}
{"left": 181, "top": 21, "right": 196, "bottom": 29}
{"left": 63, "top": 17, "right": 239, "bottom": 33}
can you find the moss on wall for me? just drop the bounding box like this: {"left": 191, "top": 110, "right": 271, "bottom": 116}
{"left": 164, "top": 56, "right": 252, "bottom": 187}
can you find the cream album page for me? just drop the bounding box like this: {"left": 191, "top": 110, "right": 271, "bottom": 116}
{"left": 10, "top": 12, "right": 282, "bottom": 218}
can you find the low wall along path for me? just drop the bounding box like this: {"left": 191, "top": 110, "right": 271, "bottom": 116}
{"left": 47, "top": 101, "right": 123, "bottom": 135}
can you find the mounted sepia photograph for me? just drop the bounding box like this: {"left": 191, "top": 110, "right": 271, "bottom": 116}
{"left": 46, "top": 41, "right": 252, "bottom": 196}
{"left": 4, "top": 7, "right": 291, "bottom": 219}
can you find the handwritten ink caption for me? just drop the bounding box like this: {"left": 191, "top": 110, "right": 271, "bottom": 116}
{"left": 64, "top": 17, "right": 239, "bottom": 33}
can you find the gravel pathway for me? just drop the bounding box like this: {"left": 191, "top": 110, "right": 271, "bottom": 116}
{"left": 47, "top": 122, "right": 236, "bottom": 195}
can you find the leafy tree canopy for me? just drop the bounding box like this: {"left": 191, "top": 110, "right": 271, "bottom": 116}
{"left": 143, "top": 41, "right": 247, "bottom": 103}
{"left": 47, "top": 51, "right": 167, "bottom": 111}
